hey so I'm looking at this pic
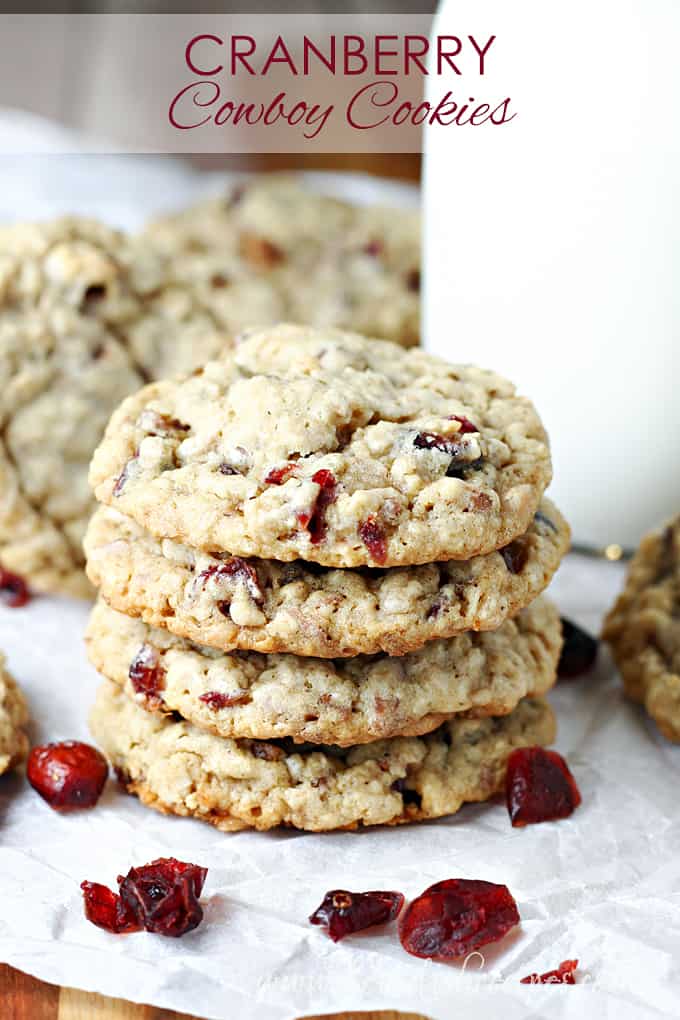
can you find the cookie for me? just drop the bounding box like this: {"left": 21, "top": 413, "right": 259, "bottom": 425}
{"left": 0, "top": 216, "right": 236, "bottom": 595}
{"left": 144, "top": 176, "right": 420, "bottom": 349}
{"left": 603, "top": 515, "right": 680, "bottom": 741}
{"left": 90, "top": 324, "right": 552, "bottom": 567}
{"left": 86, "top": 596, "right": 561, "bottom": 747}
{"left": 90, "top": 679, "right": 556, "bottom": 832}
{"left": 84, "top": 501, "right": 568, "bottom": 658}
{"left": 0, "top": 656, "right": 29, "bottom": 775}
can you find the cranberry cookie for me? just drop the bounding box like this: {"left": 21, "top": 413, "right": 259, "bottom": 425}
{"left": 144, "top": 175, "right": 420, "bottom": 349}
{"left": 85, "top": 596, "right": 561, "bottom": 747}
{"left": 0, "top": 217, "right": 233, "bottom": 596}
{"left": 90, "top": 678, "right": 556, "bottom": 832}
{"left": 603, "top": 515, "right": 680, "bottom": 741}
{"left": 0, "top": 655, "right": 29, "bottom": 775}
{"left": 90, "top": 324, "right": 552, "bottom": 568}
{"left": 84, "top": 501, "right": 568, "bottom": 657}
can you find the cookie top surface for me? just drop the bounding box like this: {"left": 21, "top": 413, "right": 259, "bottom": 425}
{"left": 603, "top": 516, "right": 680, "bottom": 741}
{"left": 86, "top": 596, "right": 560, "bottom": 747}
{"left": 0, "top": 655, "right": 29, "bottom": 775}
{"left": 0, "top": 216, "right": 236, "bottom": 595}
{"left": 0, "top": 218, "right": 150, "bottom": 595}
{"left": 90, "top": 324, "right": 552, "bottom": 567}
{"left": 85, "top": 500, "right": 568, "bottom": 657}
{"left": 144, "top": 175, "right": 421, "bottom": 349}
{"left": 91, "top": 679, "right": 555, "bottom": 832}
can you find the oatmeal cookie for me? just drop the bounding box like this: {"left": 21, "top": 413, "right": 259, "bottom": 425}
{"left": 84, "top": 501, "right": 568, "bottom": 657}
{"left": 90, "top": 324, "right": 552, "bottom": 567}
{"left": 85, "top": 596, "right": 561, "bottom": 747}
{"left": 603, "top": 515, "right": 680, "bottom": 741}
{"left": 90, "top": 679, "right": 556, "bottom": 832}
{"left": 0, "top": 656, "right": 29, "bottom": 775}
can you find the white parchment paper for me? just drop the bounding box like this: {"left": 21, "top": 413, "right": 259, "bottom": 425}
{"left": 0, "top": 112, "right": 678, "bottom": 1019}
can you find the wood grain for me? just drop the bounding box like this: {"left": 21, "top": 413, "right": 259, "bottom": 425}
{"left": 0, "top": 965, "right": 429, "bottom": 1020}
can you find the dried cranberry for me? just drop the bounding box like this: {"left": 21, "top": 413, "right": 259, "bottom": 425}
{"left": 265, "top": 463, "right": 298, "bottom": 485}
{"left": 363, "top": 239, "right": 384, "bottom": 257}
{"left": 81, "top": 881, "right": 141, "bottom": 934}
{"left": 129, "top": 644, "right": 165, "bottom": 707}
{"left": 119, "top": 857, "right": 208, "bottom": 938}
{"left": 27, "top": 741, "right": 108, "bottom": 812}
{"left": 82, "top": 858, "right": 208, "bottom": 938}
{"left": 199, "top": 690, "right": 250, "bottom": 709}
{"left": 500, "top": 538, "right": 530, "bottom": 574}
{"left": 0, "top": 567, "right": 30, "bottom": 607}
{"left": 521, "top": 958, "right": 578, "bottom": 984}
{"left": 558, "top": 618, "right": 598, "bottom": 679}
{"left": 198, "top": 558, "right": 264, "bottom": 605}
{"left": 358, "top": 516, "right": 387, "bottom": 564}
{"left": 310, "top": 889, "right": 404, "bottom": 942}
{"left": 405, "top": 268, "right": 420, "bottom": 292}
{"left": 250, "top": 741, "right": 285, "bottom": 762}
{"left": 399, "top": 879, "right": 520, "bottom": 959}
{"left": 448, "top": 414, "right": 478, "bottom": 434}
{"left": 506, "top": 747, "right": 581, "bottom": 827}
{"left": 298, "top": 469, "right": 337, "bottom": 544}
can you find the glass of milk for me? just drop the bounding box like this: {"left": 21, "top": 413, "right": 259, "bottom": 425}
{"left": 423, "top": 0, "right": 680, "bottom": 551}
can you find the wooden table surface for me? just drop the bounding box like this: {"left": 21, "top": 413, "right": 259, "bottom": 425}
{"left": 1, "top": 151, "right": 423, "bottom": 1020}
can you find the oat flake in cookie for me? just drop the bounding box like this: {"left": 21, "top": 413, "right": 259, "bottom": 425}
{"left": 603, "top": 514, "right": 680, "bottom": 741}
{"left": 84, "top": 500, "right": 569, "bottom": 658}
{"left": 90, "top": 679, "right": 556, "bottom": 832}
{"left": 90, "top": 324, "right": 552, "bottom": 567}
{"left": 0, "top": 655, "right": 29, "bottom": 775}
{"left": 86, "top": 596, "right": 561, "bottom": 747}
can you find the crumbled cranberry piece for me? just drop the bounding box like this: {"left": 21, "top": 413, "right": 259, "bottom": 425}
{"left": 298, "top": 469, "right": 337, "bottom": 544}
{"left": 81, "top": 881, "right": 141, "bottom": 934}
{"left": 199, "top": 690, "right": 250, "bottom": 709}
{"left": 405, "top": 268, "right": 420, "bottom": 292}
{"left": 506, "top": 747, "right": 581, "bottom": 827}
{"left": 129, "top": 644, "right": 166, "bottom": 707}
{"left": 448, "top": 414, "right": 478, "bottom": 434}
{"left": 0, "top": 567, "right": 30, "bottom": 608}
{"left": 118, "top": 858, "right": 208, "bottom": 938}
{"left": 265, "top": 463, "right": 298, "bottom": 485}
{"left": 362, "top": 239, "right": 383, "bottom": 257}
{"left": 239, "top": 233, "right": 285, "bottom": 267}
{"left": 521, "top": 959, "right": 578, "bottom": 984}
{"left": 198, "top": 559, "right": 264, "bottom": 605}
{"left": 27, "top": 741, "right": 108, "bottom": 812}
{"left": 500, "top": 538, "right": 530, "bottom": 574}
{"left": 558, "top": 618, "right": 598, "bottom": 679}
{"left": 82, "top": 858, "right": 208, "bottom": 938}
{"left": 358, "top": 516, "right": 388, "bottom": 564}
{"left": 310, "top": 890, "right": 404, "bottom": 942}
{"left": 210, "top": 272, "right": 229, "bottom": 288}
{"left": 399, "top": 879, "right": 520, "bottom": 959}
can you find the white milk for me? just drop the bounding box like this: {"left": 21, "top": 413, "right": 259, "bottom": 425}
{"left": 424, "top": 0, "right": 680, "bottom": 549}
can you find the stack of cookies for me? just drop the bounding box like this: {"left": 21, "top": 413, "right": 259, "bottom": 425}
{"left": 83, "top": 324, "right": 569, "bottom": 832}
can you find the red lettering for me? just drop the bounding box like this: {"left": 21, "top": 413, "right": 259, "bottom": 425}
{"left": 231, "top": 36, "right": 256, "bottom": 75}
{"left": 344, "top": 36, "right": 368, "bottom": 75}
{"left": 468, "top": 35, "right": 496, "bottom": 75}
{"left": 185, "top": 34, "right": 223, "bottom": 77}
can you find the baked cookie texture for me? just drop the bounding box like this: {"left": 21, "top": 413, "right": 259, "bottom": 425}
{"left": 85, "top": 596, "right": 561, "bottom": 747}
{"left": 0, "top": 217, "right": 229, "bottom": 597}
{"left": 90, "top": 324, "right": 552, "bottom": 568}
{"left": 0, "top": 656, "right": 29, "bottom": 775}
{"left": 84, "top": 500, "right": 569, "bottom": 658}
{"left": 144, "top": 175, "right": 421, "bottom": 350}
{"left": 603, "top": 515, "right": 680, "bottom": 741}
{"left": 91, "top": 679, "right": 556, "bottom": 832}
